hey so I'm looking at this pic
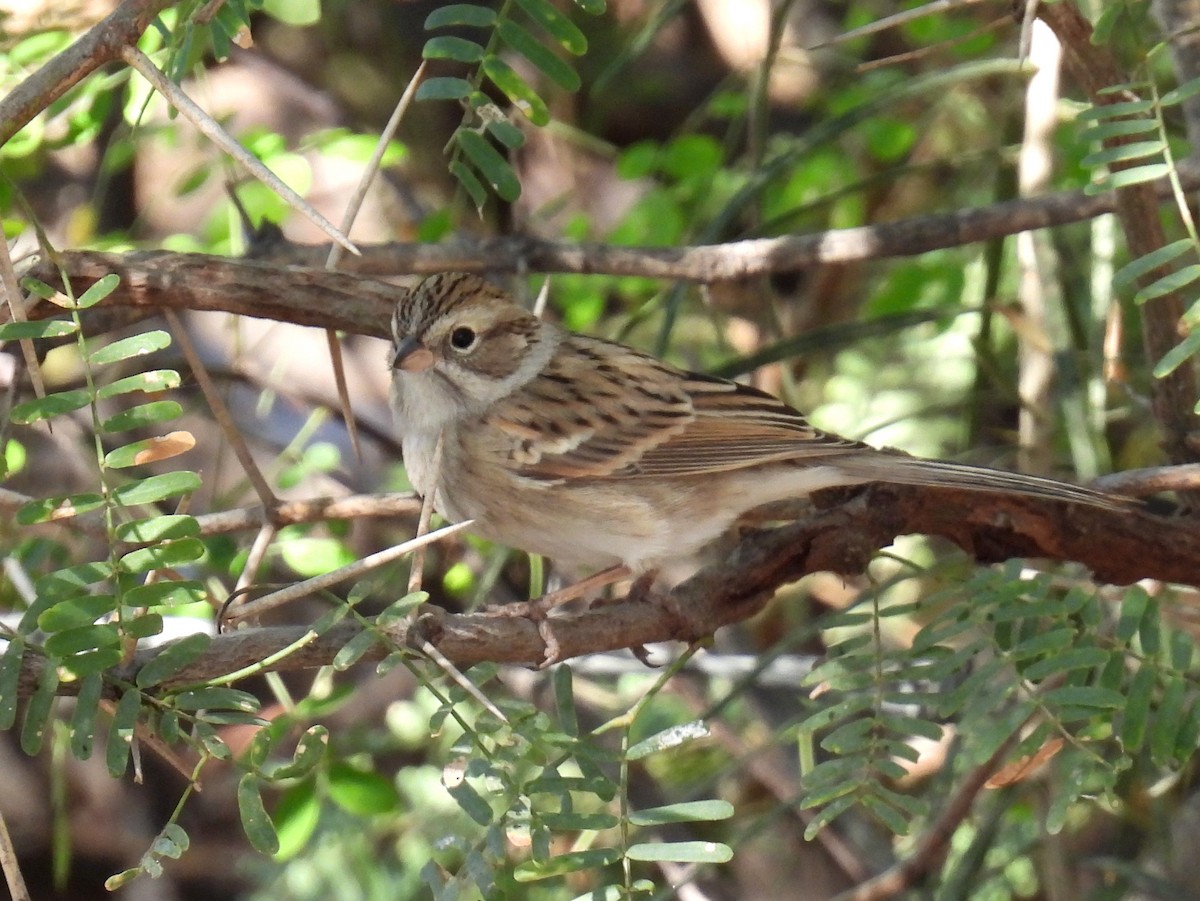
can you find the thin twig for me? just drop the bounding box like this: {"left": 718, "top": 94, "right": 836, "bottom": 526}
{"left": 407, "top": 430, "right": 445, "bottom": 594}
{"left": 0, "top": 239, "right": 45, "bottom": 402}
{"left": 163, "top": 309, "right": 278, "bottom": 509}
{"left": 225, "top": 519, "right": 473, "bottom": 622}
{"left": 323, "top": 61, "right": 427, "bottom": 461}
{"left": 118, "top": 45, "right": 357, "bottom": 256}
{"left": 0, "top": 807, "right": 31, "bottom": 901}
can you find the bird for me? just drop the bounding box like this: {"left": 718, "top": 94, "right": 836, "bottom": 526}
{"left": 388, "top": 272, "right": 1132, "bottom": 580}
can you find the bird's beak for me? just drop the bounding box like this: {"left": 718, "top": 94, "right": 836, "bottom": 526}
{"left": 392, "top": 336, "right": 436, "bottom": 373}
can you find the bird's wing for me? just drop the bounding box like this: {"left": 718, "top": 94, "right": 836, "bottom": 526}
{"left": 483, "top": 334, "right": 863, "bottom": 480}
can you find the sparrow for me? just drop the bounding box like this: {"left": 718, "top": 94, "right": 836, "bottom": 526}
{"left": 389, "top": 272, "right": 1131, "bottom": 576}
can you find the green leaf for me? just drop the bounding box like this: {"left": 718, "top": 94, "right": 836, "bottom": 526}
{"left": 487, "top": 118, "right": 526, "bottom": 149}
{"left": 238, "top": 774, "right": 280, "bottom": 854}
{"left": 173, "top": 687, "right": 260, "bottom": 712}
{"left": 110, "top": 471, "right": 201, "bottom": 506}
{"left": 376, "top": 590, "right": 428, "bottom": 625}
{"left": 332, "top": 630, "right": 379, "bottom": 670}
{"left": 422, "top": 36, "right": 484, "bottom": 62}
{"left": 481, "top": 57, "right": 550, "bottom": 126}
{"left": 450, "top": 160, "right": 489, "bottom": 209}
{"left": 1134, "top": 265, "right": 1200, "bottom": 304}
{"left": 116, "top": 514, "right": 200, "bottom": 544}
{"left": 445, "top": 776, "right": 493, "bottom": 826}
{"left": 104, "top": 432, "right": 196, "bottom": 469}
{"left": 10, "top": 389, "right": 92, "bottom": 424}
{"left": 17, "top": 492, "right": 105, "bottom": 524}
{"left": 626, "top": 720, "right": 709, "bottom": 760}
{"left": 124, "top": 580, "right": 207, "bottom": 608}
{"left": 38, "top": 594, "right": 118, "bottom": 631}
{"left": 1140, "top": 598, "right": 1162, "bottom": 655}
{"left": 21, "top": 666, "right": 59, "bottom": 755}
{"left": 497, "top": 19, "right": 581, "bottom": 91}
{"left": 1088, "top": 162, "right": 1172, "bottom": 192}
{"left": 106, "top": 687, "right": 142, "bottom": 777}
{"left": 267, "top": 725, "right": 329, "bottom": 780}
{"left": 572, "top": 0, "right": 606, "bottom": 13}
{"left": 70, "top": 673, "right": 104, "bottom": 759}
{"left": 1081, "top": 141, "right": 1165, "bottom": 168}
{"left": 625, "top": 841, "right": 733, "bottom": 863}
{"left": 0, "top": 637, "right": 26, "bottom": 730}
{"left": 1022, "top": 646, "right": 1110, "bottom": 681}
{"left": 539, "top": 811, "right": 620, "bottom": 830}
{"left": 75, "top": 273, "right": 120, "bottom": 309}
{"left": 1151, "top": 677, "right": 1188, "bottom": 763}
{"left": 1116, "top": 587, "right": 1150, "bottom": 642}
{"left": 100, "top": 401, "right": 183, "bottom": 433}
{"left": 328, "top": 763, "right": 400, "bottom": 815}
{"left": 1079, "top": 118, "right": 1160, "bottom": 141}
{"left": 123, "top": 613, "right": 163, "bottom": 640}
{"left": 628, "top": 800, "right": 735, "bottom": 826}
{"left": 44, "top": 623, "right": 121, "bottom": 657}
{"left": 60, "top": 647, "right": 123, "bottom": 678}
{"left": 96, "top": 369, "right": 182, "bottom": 399}
{"left": 425, "top": 3, "right": 497, "bottom": 28}
{"left": 0, "top": 319, "right": 77, "bottom": 340}
{"left": 272, "top": 783, "right": 321, "bottom": 860}
{"left": 1077, "top": 99, "right": 1154, "bottom": 120}
{"left": 1156, "top": 331, "right": 1200, "bottom": 379}
{"left": 514, "top": 848, "right": 621, "bottom": 881}
{"left": 415, "top": 77, "right": 475, "bottom": 102}
{"left": 1169, "top": 629, "right": 1193, "bottom": 671}
{"left": 457, "top": 129, "right": 523, "bottom": 200}
{"left": 88, "top": 330, "right": 170, "bottom": 366}
{"left": 1114, "top": 239, "right": 1195, "bottom": 290}
{"left": 1043, "top": 686, "right": 1124, "bottom": 709}
{"left": 1161, "top": 77, "right": 1200, "bottom": 106}
{"left": 512, "top": 0, "right": 587, "bottom": 54}
{"left": 553, "top": 664, "right": 577, "bottom": 735}
{"left": 119, "top": 537, "right": 206, "bottom": 573}
{"left": 136, "top": 633, "right": 213, "bottom": 688}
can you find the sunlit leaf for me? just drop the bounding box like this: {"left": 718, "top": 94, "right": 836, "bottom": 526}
{"left": 512, "top": 0, "right": 587, "bottom": 54}
{"left": 0, "top": 319, "right": 77, "bottom": 340}
{"left": 104, "top": 431, "right": 196, "bottom": 468}
{"left": 96, "top": 369, "right": 182, "bottom": 399}
{"left": 481, "top": 57, "right": 550, "bottom": 126}
{"left": 89, "top": 330, "right": 170, "bottom": 366}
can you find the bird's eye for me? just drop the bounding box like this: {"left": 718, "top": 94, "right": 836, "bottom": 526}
{"left": 450, "top": 326, "right": 478, "bottom": 351}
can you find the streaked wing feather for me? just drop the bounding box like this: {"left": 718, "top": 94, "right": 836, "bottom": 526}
{"left": 483, "top": 334, "right": 863, "bottom": 480}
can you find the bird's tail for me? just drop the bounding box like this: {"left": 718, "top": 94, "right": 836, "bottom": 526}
{"left": 834, "top": 453, "right": 1135, "bottom": 512}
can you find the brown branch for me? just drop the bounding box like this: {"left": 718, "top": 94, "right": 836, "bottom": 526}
{"left": 0, "top": 0, "right": 175, "bottom": 147}
{"left": 11, "top": 485, "right": 1197, "bottom": 698}
{"left": 234, "top": 163, "right": 1200, "bottom": 279}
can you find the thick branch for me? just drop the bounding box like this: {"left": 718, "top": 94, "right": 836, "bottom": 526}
{"left": 248, "top": 167, "right": 1200, "bottom": 280}
{"left": 11, "top": 485, "right": 1196, "bottom": 697}
{"left": 0, "top": 0, "right": 175, "bottom": 147}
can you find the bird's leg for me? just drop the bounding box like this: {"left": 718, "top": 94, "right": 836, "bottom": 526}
{"left": 486, "top": 564, "right": 632, "bottom": 667}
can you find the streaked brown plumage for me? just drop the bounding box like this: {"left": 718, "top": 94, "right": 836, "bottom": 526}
{"left": 389, "top": 273, "right": 1132, "bottom": 572}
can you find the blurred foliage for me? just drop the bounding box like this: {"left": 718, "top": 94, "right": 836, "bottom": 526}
{"left": 2, "top": 0, "right": 1200, "bottom": 899}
